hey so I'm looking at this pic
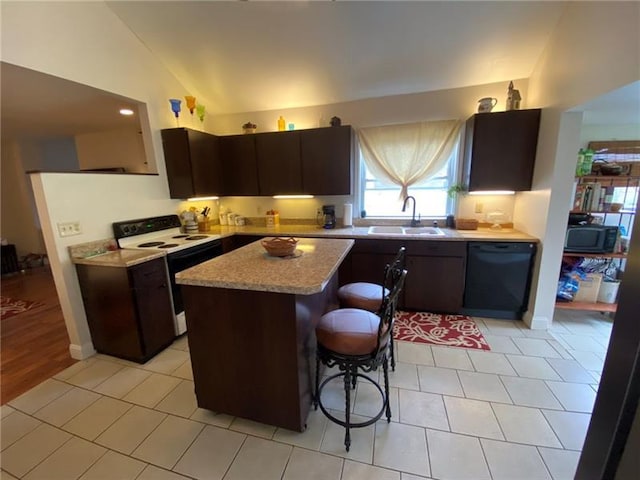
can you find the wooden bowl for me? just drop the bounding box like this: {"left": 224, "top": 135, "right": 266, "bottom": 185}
{"left": 261, "top": 237, "right": 298, "bottom": 257}
{"left": 599, "top": 163, "right": 624, "bottom": 176}
{"left": 609, "top": 203, "right": 623, "bottom": 212}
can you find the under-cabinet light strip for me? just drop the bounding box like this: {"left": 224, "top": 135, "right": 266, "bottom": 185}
{"left": 187, "top": 196, "right": 219, "bottom": 201}
{"left": 468, "top": 191, "right": 515, "bottom": 196}
{"left": 272, "top": 195, "right": 314, "bottom": 199}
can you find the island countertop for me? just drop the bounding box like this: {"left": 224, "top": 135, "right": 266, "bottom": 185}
{"left": 175, "top": 237, "right": 354, "bottom": 295}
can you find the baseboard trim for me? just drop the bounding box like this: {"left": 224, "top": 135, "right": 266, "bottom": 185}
{"left": 69, "top": 342, "right": 96, "bottom": 360}
{"left": 523, "top": 311, "right": 550, "bottom": 330}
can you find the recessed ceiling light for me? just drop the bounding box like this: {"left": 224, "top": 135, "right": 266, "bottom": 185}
{"left": 119, "top": 108, "right": 134, "bottom": 116}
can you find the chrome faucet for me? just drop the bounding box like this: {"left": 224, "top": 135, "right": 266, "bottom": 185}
{"left": 402, "top": 195, "right": 421, "bottom": 227}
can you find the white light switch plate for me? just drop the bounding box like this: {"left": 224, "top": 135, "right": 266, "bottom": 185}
{"left": 57, "top": 221, "right": 82, "bottom": 237}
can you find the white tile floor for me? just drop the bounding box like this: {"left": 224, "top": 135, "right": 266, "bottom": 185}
{"left": 1, "top": 309, "right": 612, "bottom": 480}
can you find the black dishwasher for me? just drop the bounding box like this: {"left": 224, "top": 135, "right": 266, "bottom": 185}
{"left": 462, "top": 242, "right": 537, "bottom": 320}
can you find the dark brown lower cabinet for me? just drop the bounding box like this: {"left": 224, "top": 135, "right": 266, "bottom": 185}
{"left": 339, "top": 239, "right": 467, "bottom": 313}
{"left": 182, "top": 272, "right": 338, "bottom": 431}
{"left": 404, "top": 254, "right": 465, "bottom": 313}
{"left": 76, "top": 257, "right": 175, "bottom": 363}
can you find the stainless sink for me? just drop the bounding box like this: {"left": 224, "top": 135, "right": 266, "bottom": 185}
{"left": 368, "top": 226, "right": 405, "bottom": 234}
{"left": 403, "top": 227, "right": 445, "bottom": 236}
{"left": 367, "top": 226, "right": 446, "bottom": 236}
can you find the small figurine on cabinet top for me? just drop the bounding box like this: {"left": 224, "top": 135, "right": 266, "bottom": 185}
{"left": 330, "top": 116, "right": 342, "bottom": 127}
{"left": 506, "top": 81, "right": 521, "bottom": 111}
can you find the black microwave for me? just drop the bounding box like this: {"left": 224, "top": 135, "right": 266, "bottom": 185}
{"left": 564, "top": 225, "right": 618, "bottom": 253}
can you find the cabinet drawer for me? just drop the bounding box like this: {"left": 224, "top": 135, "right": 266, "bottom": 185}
{"left": 409, "top": 241, "right": 466, "bottom": 257}
{"left": 130, "top": 258, "right": 168, "bottom": 288}
{"left": 351, "top": 239, "right": 405, "bottom": 255}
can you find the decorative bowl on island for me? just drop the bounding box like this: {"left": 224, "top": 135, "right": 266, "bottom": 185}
{"left": 261, "top": 237, "right": 298, "bottom": 257}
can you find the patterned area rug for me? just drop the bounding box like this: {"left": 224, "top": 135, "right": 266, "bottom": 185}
{"left": 393, "top": 310, "right": 490, "bottom": 351}
{"left": 1, "top": 296, "right": 43, "bottom": 321}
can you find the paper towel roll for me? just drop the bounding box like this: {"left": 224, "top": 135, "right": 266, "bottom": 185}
{"left": 343, "top": 203, "right": 353, "bottom": 227}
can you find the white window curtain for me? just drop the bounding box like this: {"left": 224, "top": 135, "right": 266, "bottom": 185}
{"left": 358, "top": 119, "right": 462, "bottom": 200}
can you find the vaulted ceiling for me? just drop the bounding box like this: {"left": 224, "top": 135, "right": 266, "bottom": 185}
{"left": 105, "top": 1, "right": 566, "bottom": 114}
{"left": 2, "top": 1, "right": 638, "bottom": 142}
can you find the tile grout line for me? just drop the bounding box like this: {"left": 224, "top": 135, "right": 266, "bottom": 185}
{"left": 4, "top": 313, "right": 607, "bottom": 480}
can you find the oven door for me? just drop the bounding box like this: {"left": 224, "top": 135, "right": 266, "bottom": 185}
{"left": 166, "top": 240, "right": 223, "bottom": 332}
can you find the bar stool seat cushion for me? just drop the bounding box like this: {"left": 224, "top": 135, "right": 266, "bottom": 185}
{"left": 317, "top": 308, "right": 387, "bottom": 356}
{"left": 337, "top": 283, "right": 388, "bottom": 312}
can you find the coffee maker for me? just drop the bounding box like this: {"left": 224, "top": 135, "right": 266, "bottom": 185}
{"left": 321, "top": 205, "right": 336, "bottom": 229}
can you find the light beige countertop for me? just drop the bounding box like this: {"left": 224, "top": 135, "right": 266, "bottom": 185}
{"left": 176, "top": 237, "right": 354, "bottom": 295}
{"left": 71, "top": 249, "right": 166, "bottom": 267}
{"left": 69, "top": 222, "right": 535, "bottom": 268}
{"left": 209, "top": 224, "right": 538, "bottom": 242}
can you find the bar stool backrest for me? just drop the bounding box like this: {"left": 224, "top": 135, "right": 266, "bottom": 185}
{"left": 375, "top": 264, "right": 407, "bottom": 357}
{"left": 378, "top": 247, "right": 406, "bottom": 314}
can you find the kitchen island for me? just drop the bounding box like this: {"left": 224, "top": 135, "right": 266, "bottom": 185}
{"left": 176, "top": 237, "right": 354, "bottom": 431}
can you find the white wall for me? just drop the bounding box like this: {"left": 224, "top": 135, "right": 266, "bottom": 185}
{"left": 30, "top": 172, "right": 186, "bottom": 357}
{"left": 579, "top": 124, "right": 640, "bottom": 146}
{"left": 517, "top": 1, "right": 640, "bottom": 328}
{"left": 75, "top": 129, "right": 147, "bottom": 173}
{"left": 1, "top": 1, "right": 198, "bottom": 358}
{"left": 39, "top": 138, "right": 80, "bottom": 171}
{"left": 211, "top": 79, "right": 529, "bottom": 135}
{"left": 457, "top": 194, "right": 515, "bottom": 224}
{"left": 0, "top": 141, "right": 46, "bottom": 257}
{"left": 214, "top": 80, "right": 526, "bottom": 222}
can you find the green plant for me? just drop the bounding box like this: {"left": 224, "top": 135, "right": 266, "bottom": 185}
{"left": 447, "top": 183, "right": 468, "bottom": 199}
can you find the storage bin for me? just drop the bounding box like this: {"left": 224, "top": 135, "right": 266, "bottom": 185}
{"left": 574, "top": 273, "right": 602, "bottom": 303}
{"left": 455, "top": 218, "right": 479, "bottom": 230}
{"left": 597, "top": 280, "right": 620, "bottom": 304}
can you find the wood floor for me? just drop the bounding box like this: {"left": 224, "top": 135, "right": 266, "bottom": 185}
{"left": 1, "top": 266, "right": 76, "bottom": 404}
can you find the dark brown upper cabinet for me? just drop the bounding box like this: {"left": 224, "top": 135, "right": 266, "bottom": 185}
{"left": 161, "top": 128, "right": 221, "bottom": 199}
{"left": 255, "top": 131, "right": 303, "bottom": 195}
{"left": 163, "top": 126, "right": 353, "bottom": 197}
{"left": 300, "top": 126, "right": 352, "bottom": 195}
{"left": 463, "top": 109, "right": 541, "bottom": 192}
{"left": 219, "top": 134, "right": 259, "bottom": 196}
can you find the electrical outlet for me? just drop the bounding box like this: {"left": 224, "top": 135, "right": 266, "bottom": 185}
{"left": 57, "top": 221, "right": 82, "bottom": 237}
{"left": 475, "top": 202, "right": 484, "bottom": 213}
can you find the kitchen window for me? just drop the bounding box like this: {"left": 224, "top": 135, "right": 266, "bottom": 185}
{"left": 357, "top": 120, "right": 462, "bottom": 218}
{"left": 359, "top": 152, "right": 457, "bottom": 218}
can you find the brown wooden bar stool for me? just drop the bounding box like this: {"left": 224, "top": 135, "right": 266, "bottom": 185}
{"left": 337, "top": 246, "right": 406, "bottom": 370}
{"left": 314, "top": 262, "right": 407, "bottom": 451}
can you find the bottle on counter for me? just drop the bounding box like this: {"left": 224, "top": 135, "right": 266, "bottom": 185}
{"left": 581, "top": 148, "right": 595, "bottom": 176}
{"left": 576, "top": 149, "right": 585, "bottom": 176}
{"left": 277, "top": 116, "right": 286, "bottom": 131}
{"left": 446, "top": 215, "right": 456, "bottom": 228}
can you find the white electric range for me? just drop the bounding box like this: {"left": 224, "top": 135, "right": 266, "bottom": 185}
{"left": 113, "top": 215, "right": 223, "bottom": 335}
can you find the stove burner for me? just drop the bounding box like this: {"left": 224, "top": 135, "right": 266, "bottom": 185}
{"left": 172, "top": 235, "right": 189, "bottom": 239}
{"left": 185, "top": 235, "right": 208, "bottom": 240}
{"left": 158, "top": 244, "right": 179, "bottom": 249}
{"left": 138, "top": 241, "right": 165, "bottom": 247}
